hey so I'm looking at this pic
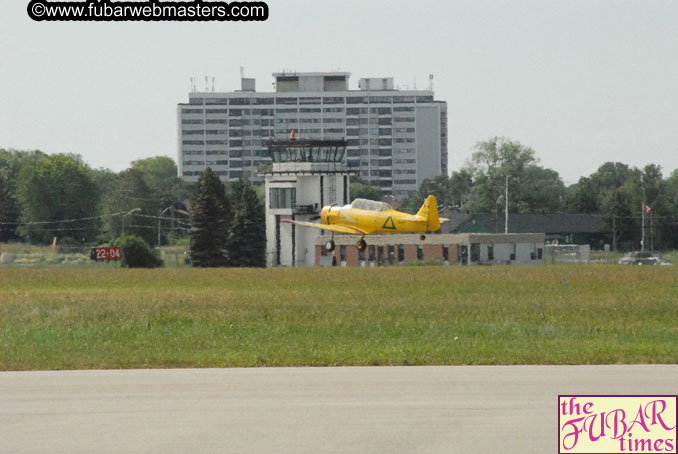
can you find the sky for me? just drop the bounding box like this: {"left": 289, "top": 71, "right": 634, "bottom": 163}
{"left": 1, "top": 0, "right": 677, "bottom": 185}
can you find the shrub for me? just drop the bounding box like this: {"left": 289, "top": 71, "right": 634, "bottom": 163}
{"left": 111, "top": 235, "right": 163, "bottom": 268}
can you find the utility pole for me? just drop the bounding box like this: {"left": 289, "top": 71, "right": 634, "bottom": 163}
{"left": 612, "top": 215, "right": 616, "bottom": 252}
{"left": 122, "top": 208, "right": 141, "bottom": 235}
{"left": 158, "top": 207, "right": 174, "bottom": 246}
{"left": 170, "top": 206, "right": 176, "bottom": 238}
{"left": 650, "top": 212, "right": 653, "bottom": 253}
{"left": 504, "top": 172, "right": 509, "bottom": 234}
{"left": 495, "top": 196, "right": 501, "bottom": 234}
{"left": 641, "top": 176, "right": 646, "bottom": 252}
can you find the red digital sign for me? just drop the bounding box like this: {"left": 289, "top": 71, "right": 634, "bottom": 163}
{"left": 92, "top": 247, "right": 122, "bottom": 261}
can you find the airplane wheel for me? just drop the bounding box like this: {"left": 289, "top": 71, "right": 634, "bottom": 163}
{"left": 357, "top": 239, "right": 367, "bottom": 251}
{"left": 324, "top": 240, "right": 336, "bottom": 252}
{"left": 420, "top": 234, "right": 426, "bottom": 241}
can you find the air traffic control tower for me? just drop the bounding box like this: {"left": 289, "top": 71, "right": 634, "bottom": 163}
{"left": 263, "top": 134, "right": 351, "bottom": 267}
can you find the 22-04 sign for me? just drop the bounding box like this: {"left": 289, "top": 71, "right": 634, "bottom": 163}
{"left": 91, "top": 247, "right": 122, "bottom": 261}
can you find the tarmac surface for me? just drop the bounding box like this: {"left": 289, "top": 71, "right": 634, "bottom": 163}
{"left": 1, "top": 365, "right": 677, "bottom": 453}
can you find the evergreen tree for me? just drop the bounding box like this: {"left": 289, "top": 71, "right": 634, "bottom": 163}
{"left": 190, "top": 168, "right": 231, "bottom": 267}
{"left": 227, "top": 179, "right": 266, "bottom": 267}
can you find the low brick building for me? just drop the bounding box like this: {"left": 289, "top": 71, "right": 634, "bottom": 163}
{"left": 315, "top": 233, "right": 545, "bottom": 267}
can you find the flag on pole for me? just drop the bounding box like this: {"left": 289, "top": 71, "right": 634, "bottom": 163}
{"left": 643, "top": 204, "right": 653, "bottom": 215}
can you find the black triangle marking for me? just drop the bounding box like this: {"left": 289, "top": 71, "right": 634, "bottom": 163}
{"left": 382, "top": 215, "right": 396, "bottom": 230}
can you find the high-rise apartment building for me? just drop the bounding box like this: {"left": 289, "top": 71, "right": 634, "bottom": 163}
{"left": 177, "top": 72, "right": 447, "bottom": 197}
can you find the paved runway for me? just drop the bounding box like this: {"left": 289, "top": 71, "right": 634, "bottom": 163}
{"left": 1, "top": 366, "right": 677, "bottom": 453}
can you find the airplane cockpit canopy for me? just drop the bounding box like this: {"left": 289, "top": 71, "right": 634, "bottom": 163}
{"left": 350, "top": 198, "right": 392, "bottom": 212}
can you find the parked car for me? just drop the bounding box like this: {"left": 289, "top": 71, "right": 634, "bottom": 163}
{"left": 618, "top": 251, "right": 671, "bottom": 265}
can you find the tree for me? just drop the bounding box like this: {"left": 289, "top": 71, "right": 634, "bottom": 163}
{"left": 516, "top": 166, "right": 565, "bottom": 213}
{"left": 564, "top": 162, "right": 673, "bottom": 249}
{"left": 661, "top": 169, "right": 678, "bottom": 249}
{"left": 131, "top": 156, "right": 178, "bottom": 191}
{"left": 400, "top": 174, "right": 458, "bottom": 214}
{"left": 564, "top": 177, "right": 599, "bottom": 213}
{"left": 448, "top": 169, "right": 474, "bottom": 209}
{"left": 227, "top": 179, "right": 266, "bottom": 267}
{"left": 131, "top": 156, "right": 190, "bottom": 208}
{"left": 565, "top": 162, "right": 631, "bottom": 213}
{"left": 111, "top": 235, "right": 163, "bottom": 268}
{"left": 16, "top": 154, "right": 100, "bottom": 244}
{"left": 349, "top": 180, "right": 382, "bottom": 201}
{"left": 0, "top": 149, "right": 48, "bottom": 241}
{"left": 190, "top": 168, "right": 231, "bottom": 267}
{"left": 132, "top": 156, "right": 192, "bottom": 241}
{"left": 463, "top": 137, "right": 564, "bottom": 213}
{"left": 101, "top": 169, "right": 157, "bottom": 245}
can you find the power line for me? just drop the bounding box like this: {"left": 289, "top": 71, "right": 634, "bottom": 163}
{"left": 0, "top": 211, "right": 128, "bottom": 226}
{"left": 0, "top": 211, "right": 192, "bottom": 227}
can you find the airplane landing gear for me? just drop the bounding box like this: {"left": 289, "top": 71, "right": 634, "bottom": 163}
{"left": 356, "top": 238, "right": 367, "bottom": 251}
{"left": 324, "top": 235, "right": 336, "bottom": 252}
{"left": 420, "top": 234, "right": 426, "bottom": 241}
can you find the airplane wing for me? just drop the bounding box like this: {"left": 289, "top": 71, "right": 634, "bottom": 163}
{"left": 282, "top": 220, "right": 366, "bottom": 235}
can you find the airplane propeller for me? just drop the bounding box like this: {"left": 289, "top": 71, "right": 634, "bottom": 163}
{"left": 311, "top": 203, "right": 337, "bottom": 221}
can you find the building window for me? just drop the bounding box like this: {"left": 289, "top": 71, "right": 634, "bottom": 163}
{"left": 387, "top": 245, "right": 395, "bottom": 265}
{"left": 471, "top": 243, "right": 480, "bottom": 262}
{"left": 369, "top": 96, "right": 392, "bottom": 104}
{"left": 229, "top": 98, "right": 251, "bottom": 105}
{"left": 510, "top": 243, "right": 516, "bottom": 261}
{"left": 416, "top": 96, "right": 433, "bottom": 103}
{"left": 276, "top": 97, "right": 298, "bottom": 105}
{"left": 346, "top": 97, "right": 367, "bottom": 104}
{"left": 299, "top": 97, "right": 321, "bottom": 105}
{"left": 205, "top": 98, "right": 229, "bottom": 105}
{"left": 269, "top": 188, "right": 296, "bottom": 209}
{"left": 323, "top": 97, "right": 345, "bottom": 104}
{"left": 488, "top": 244, "right": 494, "bottom": 261}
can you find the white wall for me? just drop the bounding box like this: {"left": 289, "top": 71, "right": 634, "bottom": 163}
{"left": 265, "top": 171, "right": 350, "bottom": 267}
{"left": 415, "top": 105, "right": 442, "bottom": 187}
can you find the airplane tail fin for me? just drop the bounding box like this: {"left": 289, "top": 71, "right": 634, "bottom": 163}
{"left": 416, "top": 195, "right": 441, "bottom": 232}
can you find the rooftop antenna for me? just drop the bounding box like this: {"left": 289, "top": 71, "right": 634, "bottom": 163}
{"left": 190, "top": 77, "right": 195, "bottom": 93}
{"left": 428, "top": 74, "right": 434, "bottom": 91}
{"left": 204, "top": 76, "right": 209, "bottom": 92}
{"left": 240, "top": 66, "right": 244, "bottom": 79}
{"left": 211, "top": 77, "right": 215, "bottom": 92}
{"left": 413, "top": 75, "right": 417, "bottom": 90}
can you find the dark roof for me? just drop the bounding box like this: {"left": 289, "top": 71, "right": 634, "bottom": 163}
{"left": 452, "top": 213, "right": 607, "bottom": 234}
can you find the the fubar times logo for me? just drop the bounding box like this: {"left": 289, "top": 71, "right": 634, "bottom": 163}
{"left": 559, "top": 395, "right": 677, "bottom": 453}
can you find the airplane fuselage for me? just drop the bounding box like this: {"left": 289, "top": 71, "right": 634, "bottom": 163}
{"left": 320, "top": 204, "right": 428, "bottom": 235}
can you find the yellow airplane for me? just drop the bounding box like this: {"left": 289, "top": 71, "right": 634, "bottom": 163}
{"left": 283, "top": 195, "right": 448, "bottom": 251}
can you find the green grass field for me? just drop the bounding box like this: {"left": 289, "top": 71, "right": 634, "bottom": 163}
{"left": 1, "top": 266, "right": 677, "bottom": 370}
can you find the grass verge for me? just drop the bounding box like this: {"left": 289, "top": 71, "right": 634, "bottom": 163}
{"left": 1, "top": 265, "right": 677, "bottom": 370}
